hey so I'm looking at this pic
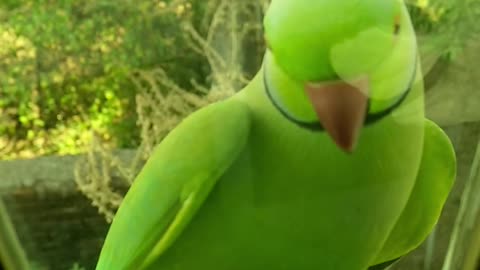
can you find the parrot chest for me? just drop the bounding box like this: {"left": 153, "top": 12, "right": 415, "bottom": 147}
{"left": 198, "top": 102, "right": 425, "bottom": 269}
{"left": 152, "top": 87, "right": 425, "bottom": 270}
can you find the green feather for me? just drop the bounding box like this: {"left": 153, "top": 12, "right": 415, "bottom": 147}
{"left": 372, "top": 119, "right": 456, "bottom": 264}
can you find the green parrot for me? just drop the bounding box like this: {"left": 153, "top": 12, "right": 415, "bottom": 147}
{"left": 95, "top": 0, "right": 456, "bottom": 269}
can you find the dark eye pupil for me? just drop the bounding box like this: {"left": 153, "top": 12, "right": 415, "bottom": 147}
{"left": 394, "top": 23, "right": 400, "bottom": 35}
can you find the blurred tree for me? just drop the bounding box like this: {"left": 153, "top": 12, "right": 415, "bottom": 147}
{"left": 0, "top": 0, "right": 209, "bottom": 159}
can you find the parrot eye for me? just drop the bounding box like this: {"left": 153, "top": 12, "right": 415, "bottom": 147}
{"left": 394, "top": 23, "right": 400, "bottom": 35}
{"left": 394, "top": 15, "right": 401, "bottom": 35}
{"left": 265, "top": 38, "right": 273, "bottom": 51}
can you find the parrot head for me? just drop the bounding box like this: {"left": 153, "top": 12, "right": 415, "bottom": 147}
{"left": 263, "top": 0, "right": 418, "bottom": 152}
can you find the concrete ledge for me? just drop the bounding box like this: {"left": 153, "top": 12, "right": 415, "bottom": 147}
{"left": 0, "top": 150, "right": 136, "bottom": 270}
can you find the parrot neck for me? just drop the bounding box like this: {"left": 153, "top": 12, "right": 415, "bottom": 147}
{"left": 263, "top": 52, "right": 417, "bottom": 131}
{"left": 263, "top": 52, "right": 322, "bottom": 131}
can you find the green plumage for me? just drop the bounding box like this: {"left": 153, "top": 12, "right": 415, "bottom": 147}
{"left": 95, "top": 0, "right": 456, "bottom": 269}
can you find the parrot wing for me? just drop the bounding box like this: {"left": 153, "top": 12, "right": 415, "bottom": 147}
{"left": 95, "top": 99, "right": 251, "bottom": 270}
{"left": 371, "top": 118, "right": 456, "bottom": 265}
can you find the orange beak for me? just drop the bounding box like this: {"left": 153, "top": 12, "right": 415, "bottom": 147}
{"left": 305, "top": 78, "right": 369, "bottom": 153}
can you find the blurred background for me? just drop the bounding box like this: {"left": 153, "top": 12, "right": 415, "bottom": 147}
{"left": 0, "top": 0, "right": 479, "bottom": 269}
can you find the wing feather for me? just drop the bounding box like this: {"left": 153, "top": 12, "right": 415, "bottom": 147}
{"left": 95, "top": 99, "right": 251, "bottom": 270}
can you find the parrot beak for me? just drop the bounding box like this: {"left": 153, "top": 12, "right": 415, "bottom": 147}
{"left": 305, "top": 77, "right": 369, "bottom": 153}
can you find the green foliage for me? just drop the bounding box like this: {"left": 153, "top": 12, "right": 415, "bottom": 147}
{"left": 0, "top": 0, "right": 208, "bottom": 159}
{"left": 69, "top": 262, "right": 86, "bottom": 270}
{"left": 407, "top": 0, "right": 480, "bottom": 59}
